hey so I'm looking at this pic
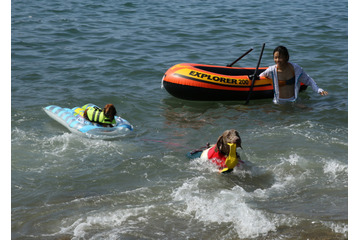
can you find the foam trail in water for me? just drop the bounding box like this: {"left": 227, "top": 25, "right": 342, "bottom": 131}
{"left": 56, "top": 205, "right": 154, "bottom": 239}
{"left": 171, "top": 176, "right": 295, "bottom": 238}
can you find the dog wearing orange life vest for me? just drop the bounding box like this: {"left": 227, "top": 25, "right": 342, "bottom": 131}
{"left": 188, "top": 129, "right": 243, "bottom": 172}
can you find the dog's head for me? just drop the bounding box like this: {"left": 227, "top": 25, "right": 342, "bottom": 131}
{"left": 103, "top": 104, "right": 117, "bottom": 120}
{"left": 215, "top": 129, "right": 242, "bottom": 155}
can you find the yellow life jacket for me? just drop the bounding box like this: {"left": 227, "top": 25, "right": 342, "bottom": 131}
{"left": 86, "top": 107, "right": 116, "bottom": 125}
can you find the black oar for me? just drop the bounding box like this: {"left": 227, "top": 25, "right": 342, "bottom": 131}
{"left": 227, "top": 48, "right": 253, "bottom": 67}
{"left": 245, "top": 43, "right": 266, "bottom": 105}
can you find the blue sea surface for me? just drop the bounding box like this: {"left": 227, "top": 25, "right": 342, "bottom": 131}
{"left": 12, "top": 0, "right": 348, "bottom": 239}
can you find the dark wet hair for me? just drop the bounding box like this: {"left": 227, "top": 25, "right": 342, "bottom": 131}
{"left": 273, "top": 46, "right": 289, "bottom": 61}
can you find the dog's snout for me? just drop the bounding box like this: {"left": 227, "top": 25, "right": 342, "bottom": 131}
{"left": 232, "top": 137, "right": 240, "bottom": 145}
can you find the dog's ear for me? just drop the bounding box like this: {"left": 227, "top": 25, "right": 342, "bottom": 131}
{"left": 215, "top": 135, "right": 224, "bottom": 153}
{"left": 104, "top": 104, "right": 109, "bottom": 115}
{"left": 235, "top": 130, "right": 242, "bottom": 149}
{"left": 110, "top": 105, "right": 117, "bottom": 116}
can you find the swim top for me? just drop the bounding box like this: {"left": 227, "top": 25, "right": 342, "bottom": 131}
{"left": 279, "top": 76, "right": 295, "bottom": 86}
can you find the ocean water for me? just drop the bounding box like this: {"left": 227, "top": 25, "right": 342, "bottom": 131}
{"left": 11, "top": 0, "right": 348, "bottom": 239}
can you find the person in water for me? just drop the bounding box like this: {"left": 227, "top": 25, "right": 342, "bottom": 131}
{"left": 259, "top": 46, "right": 328, "bottom": 104}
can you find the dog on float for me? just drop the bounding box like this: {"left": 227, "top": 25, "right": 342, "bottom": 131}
{"left": 83, "top": 103, "right": 117, "bottom": 127}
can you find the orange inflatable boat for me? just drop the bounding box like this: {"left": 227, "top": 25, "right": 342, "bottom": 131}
{"left": 161, "top": 63, "right": 307, "bottom": 101}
